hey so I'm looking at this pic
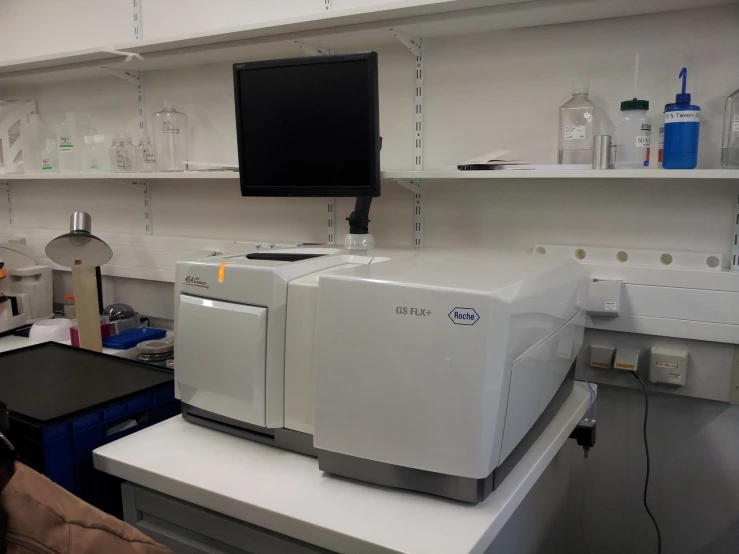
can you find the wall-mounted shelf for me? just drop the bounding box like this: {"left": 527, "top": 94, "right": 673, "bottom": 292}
{"left": 3, "top": 169, "right": 739, "bottom": 182}
{"left": 384, "top": 169, "right": 739, "bottom": 181}
{"left": 1, "top": 0, "right": 734, "bottom": 85}
{"left": 0, "top": 171, "right": 239, "bottom": 180}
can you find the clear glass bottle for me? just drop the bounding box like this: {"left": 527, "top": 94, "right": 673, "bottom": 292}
{"left": 109, "top": 134, "right": 126, "bottom": 173}
{"left": 153, "top": 105, "right": 188, "bottom": 171}
{"left": 57, "top": 112, "right": 79, "bottom": 173}
{"left": 40, "top": 138, "right": 57, "bottom": 173}
{"left": 721, "top": 86, "right": 739, "bottom": 169}
{"left": 558, "top": 83, "right": 597, "bottom": 165}
{"left": 135, "top": 134, "right": 157, "bottom": 172}
{"left": 21, "top": 114, "right": 45, "bottom": 174}
{"left": 123, "top": 133, "right": 136, "bottom": 172}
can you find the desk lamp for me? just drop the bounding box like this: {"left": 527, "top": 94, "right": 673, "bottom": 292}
{"left": 45, "top": 212, "right": 112, "bottom": 352}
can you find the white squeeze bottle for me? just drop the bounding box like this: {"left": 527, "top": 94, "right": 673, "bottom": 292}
{"left": 40, "top": 139, "right": 57, "bottom": 173}
{"left": 615, "top": 99, "right": 650, "bottom": 168}
{"left": 57, "top": 112, "right": 79, "bottom": 173}
{"left": 558, "top": 82, "right": 597, "bottom": 165}
{"left": 616, "top": 54, "right": 651, "bottom": 169}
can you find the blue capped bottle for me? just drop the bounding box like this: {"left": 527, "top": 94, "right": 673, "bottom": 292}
{"left": 663, "top": 68, "right": 700, "bottom": 169}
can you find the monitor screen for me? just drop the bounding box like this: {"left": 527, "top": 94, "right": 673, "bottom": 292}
{"left": 233, "top": 52, "right": 380, "bottom": 197}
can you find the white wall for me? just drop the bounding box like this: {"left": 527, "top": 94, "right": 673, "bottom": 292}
{"left": 140, "top": 0, "right": 326, "bottom": 40}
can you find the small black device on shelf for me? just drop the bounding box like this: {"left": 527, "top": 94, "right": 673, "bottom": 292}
{"left": 233, "top": 52, "right": 381, "bottom": 198}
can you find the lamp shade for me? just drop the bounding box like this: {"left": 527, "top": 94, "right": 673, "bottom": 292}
{"left": 45, "top": 212, "right": 113, "bottom": 268}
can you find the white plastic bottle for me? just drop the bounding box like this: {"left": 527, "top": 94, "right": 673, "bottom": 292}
{"left": 21, "top": 114, "right": 45, "bottom": 174}
{"left": 135, "top": 134, "right": 157, "bottom": 172}
{"left": 615, "top": 98, "right": 651, "bottom": 169}
{"left": 40, "top": 139, "right": 57, "bottom": 173}
{"left": 153, "top": 104, "right": 188, "bottom": 171}
{"left": 83, "top": 135, "right": 108, "bottom": 173}
{"left": 558, "top": 83, "right": 597, "bottom": 165}
{"left": 57, "top": 112, "right": 79, "bottom": 173}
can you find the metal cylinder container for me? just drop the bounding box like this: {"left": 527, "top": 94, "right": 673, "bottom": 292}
{"left": 592, "top": 135, "right": 613, "bottom": 169}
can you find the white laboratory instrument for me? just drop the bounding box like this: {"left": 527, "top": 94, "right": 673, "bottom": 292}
{"left": 174, "top": 248, "right": 376, "bottom": 452}
{"left": 174, "top": 248, "right": 589, "bottom": 502}
{"left": 0, "top": 241, "right": 53, "bottom": 335}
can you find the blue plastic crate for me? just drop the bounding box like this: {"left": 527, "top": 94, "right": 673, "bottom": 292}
{"left": 8, "top": 383, "right": 179, "bottom": 514}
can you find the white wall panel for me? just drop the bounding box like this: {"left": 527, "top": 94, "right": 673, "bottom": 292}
{"left": 10, "top": 179, "right": 145, "bottom": 233}
{"left": 141, "top": 0, "right": 325, "bottom": 41}
{"left": 424, "top": 178, "right": 739, "bottom": 255}
{"left": 0, "top": 0, "right": 132, "bottom": 61}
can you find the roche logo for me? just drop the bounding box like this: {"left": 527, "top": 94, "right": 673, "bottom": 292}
{"left": 448, "top": 307, "right": 479, "bottom": 326}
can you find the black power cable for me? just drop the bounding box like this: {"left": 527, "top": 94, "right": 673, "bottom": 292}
{"left": 632, "top": 371, "right": 663, "bottom": 554}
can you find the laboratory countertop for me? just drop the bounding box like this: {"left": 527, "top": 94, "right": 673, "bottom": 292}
{"left": 94, "top": 383, "right": 593, "bottom": 554}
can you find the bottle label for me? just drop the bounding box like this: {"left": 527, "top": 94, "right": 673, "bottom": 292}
{"left": 733, "top": 115, "right": 739, "bottom": 132}
{"left": 143, "top": 145, "right": 156, "bottom": 163}
{"left": 636, "top": 135, "right": 651, "bottom": 147}
{"left": 564, "top": 125, "right": 586, "bottom": 140}
{"left": 664, "top": 110, "right": 700, "bottom": 123}
{"left": 42, "top": 158, "right": 52, "bottom": 171}
{"left": 59, "top": 136, "right": 74, "bottom": 151}
{"left": 162, "top": 119, "right": 180, "bottom": 134}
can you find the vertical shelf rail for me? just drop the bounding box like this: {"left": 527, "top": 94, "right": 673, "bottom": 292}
{"left": 733, "top": 191, "right": 739, "bottom": 270}
{"left": 295, "top": 37, "right": 335, "bottom": 244}
{"left": 132, "top": 0, "right": 146, "bottom": 140}
{"left": 391, "top": 29, "right": 424, "bottom": 248}
{"left": 0, "top": 181, "right": 12, "bottom": 226}
{"left": 139, "top": 180, "right": 153, "bottom": 235}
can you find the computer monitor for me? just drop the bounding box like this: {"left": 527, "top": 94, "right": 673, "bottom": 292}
{"left": 233, "top": 52, "right": 380, "bottom": 197}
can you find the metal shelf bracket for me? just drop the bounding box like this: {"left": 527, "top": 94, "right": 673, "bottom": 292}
{"left": 104, "top": 68, "right": 141, "bottom": 86}
{"left": 100, "top": 49, "right": 144, "bottom": 64}
{"left": 294, "top": 41, "right": 331, "bottom": 57}
{"left": 390, "top": 29, "right": 422, "bottom": 57}
{"left": 393, "top": 179, "right": 421, "bottom": 194}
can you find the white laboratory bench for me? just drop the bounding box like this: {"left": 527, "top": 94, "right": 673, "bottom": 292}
{"left": 93, "top": 382, "right": 593, "bottom": 554}
{"left": 0, "top": 332, "right": 170, "bottom": 357}
{"left": 0, "top": 335, "right": 123, "bottom": 355}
